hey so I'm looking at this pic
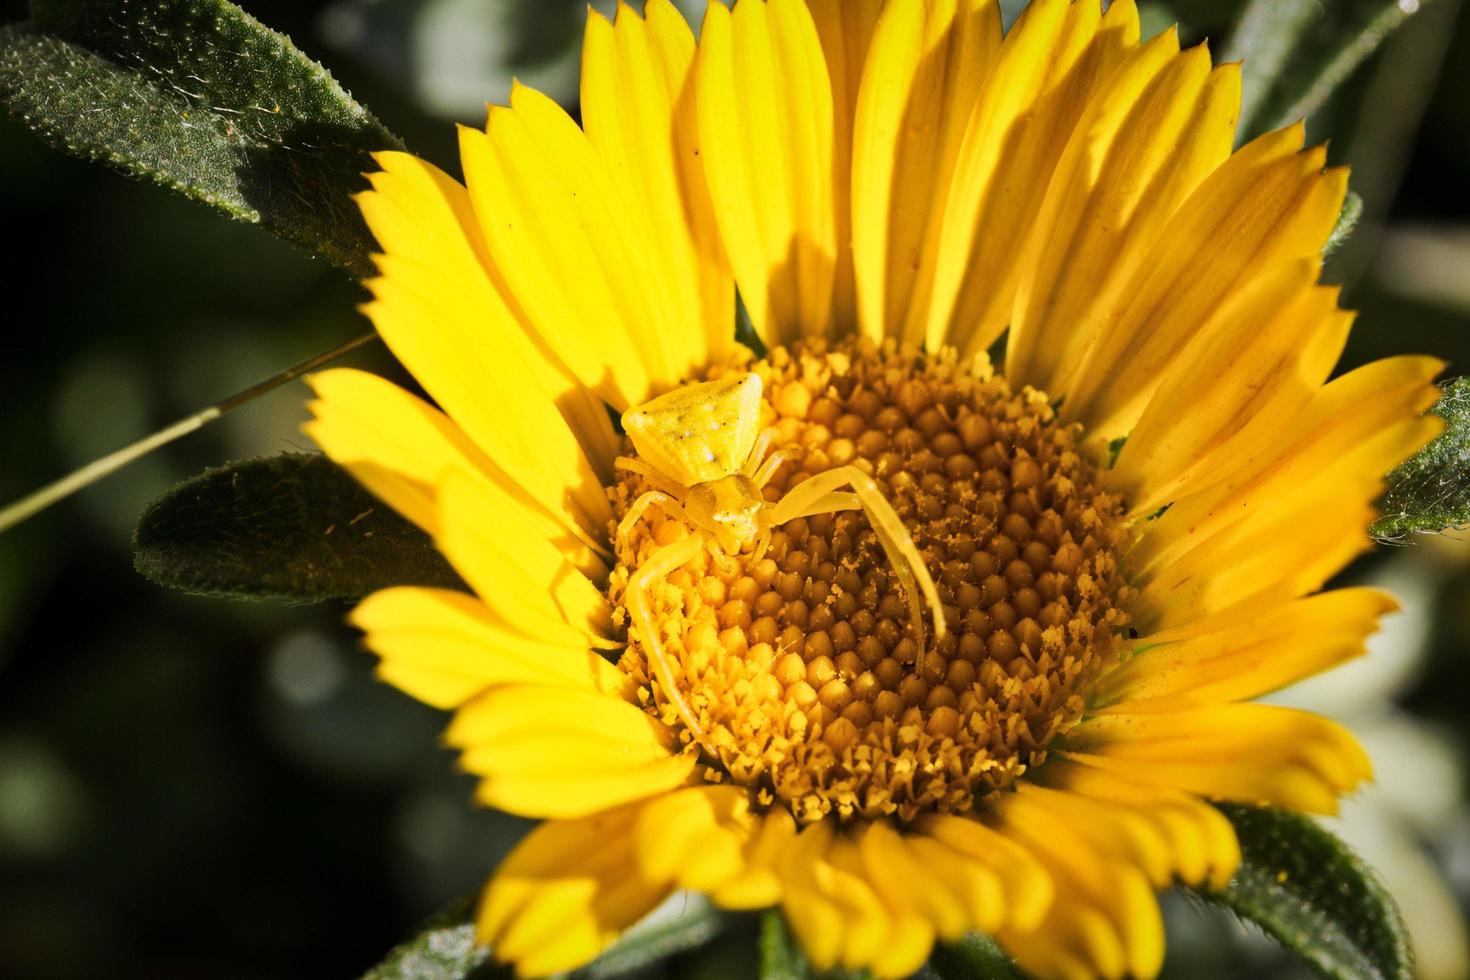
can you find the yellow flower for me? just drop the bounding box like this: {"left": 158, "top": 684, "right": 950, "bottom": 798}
{"left": 304, "top": 0, "right": 1445, "bottom": 977}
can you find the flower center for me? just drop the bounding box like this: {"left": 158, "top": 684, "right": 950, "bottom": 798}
{"left": 609, "top": 338, "right": 1132, "bottom": 824}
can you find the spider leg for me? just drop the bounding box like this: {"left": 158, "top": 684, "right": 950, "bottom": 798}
{"left": 615, "top": 456, "right": 686, "bottom": 498}
{"left": 769, "top": 467, "right": 946, "bottom": 644}
{"left": 742, "top": 429, "right": 775, "bottom": 478}
{"left": 624, "top": 532, "right": 711, "bottom": 753}
{"left": 617, "top": 491, "right": 691, "bottom": 554}
{"left": 770, "top": 490, "right": 861, "bottom": 523}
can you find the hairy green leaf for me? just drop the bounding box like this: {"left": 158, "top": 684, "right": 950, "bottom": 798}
{"left": 572, "top": 896, "right": 732, "bottom": 978}
{"left": 359, "top": 899, "right": 502, "bottom": 980}
{"left": 1223, "top": 0, "right": 1320, "bottom": 133}
{"left": 134, "top": 453, "right": 464, "bottom": 601}
{"left": 1374, "top": 377, "right": 1470, "bottom": 540}
{"left": 928, "top": 933, "right": 1021, "bottom": 980}
{"left": 0, "top": 0, "right": 403, "bottom": 276}
{"left": 1324, "top": 190, "right": 1365, "bottom": 259}
{"left": 1202, "top": 805, "right": 1412, "bottom": 980}
{"left": 1226, "top": 0, "right": 1434, "bottom": 141}
{"left": 361, "top": 897, "right": 733, "bottom": 980}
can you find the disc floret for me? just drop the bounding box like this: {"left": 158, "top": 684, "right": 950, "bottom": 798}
{"left": 611, "top": 338, "right": 1132, "bottom": 824}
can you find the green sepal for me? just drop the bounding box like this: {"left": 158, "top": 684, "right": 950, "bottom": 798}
{"left": 1373, "top": 376, "right": 1470, "bottom": 540}
{"left": 0, "top": 0, "right": 404, "bottom": 277}
{"left": 759, "top": 909, "right": 872, "bottom": 980}
{"left": 1199, "top": 804, "right": 1413, "bottom": 980}
{"left": 927, "top": 933, "right": 1021, "bottom": 980}
{"left": 1225, "top": 0, "right": 1435, "bottom": 142}
{"left": 133, "top": 453, "right": 464, "bottom": 601}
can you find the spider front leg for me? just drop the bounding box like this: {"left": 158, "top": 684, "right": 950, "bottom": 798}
{"left": 623, "top": 532, "right": 713, "bottom": 754}
{"left": 743, "top": 428, "right": 789, "bottom": 489}
{"left": 769, "top": 467, "right": 947, "bottom": 645}
{"left": 617, "top": 490, "right": 692, "bottom": 554}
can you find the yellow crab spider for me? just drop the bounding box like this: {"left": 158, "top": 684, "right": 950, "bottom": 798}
{"left": 615, "top": 372, "right": 947, "bottom": 751}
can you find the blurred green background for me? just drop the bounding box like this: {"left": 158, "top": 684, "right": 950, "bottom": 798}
{"left": 2, "top": 0, "right": 1469, "bottom": 977}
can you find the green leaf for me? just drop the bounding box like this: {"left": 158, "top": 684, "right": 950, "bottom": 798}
{"left": 927, "top": 934, "right": 1021, "bottom": 980}
{"left": 0, "top": 0, "right": 404, "bottom": 277}
{"left": 1225, "top": 0, "right": 1434, "bottom": 141}
{"left": 1222, "top": 0, "right": 1320, "bottom": 134}
{"left": 1201, "top": 804, "right": 1413, "bottom": 980}
{"left": 572, "top": 896, "right": 732, "bottom": 978}
{"left": 1373, "top": 377, "right": 1470, "bottom": 540}
{"left": 359, "top": 899, "right": 502, "bottom": 980}
{"left": 360, "top": 897, "right": 733, "bottom": 980}
{"left": 134, "top": 453, "right": 464, "bottom": 601}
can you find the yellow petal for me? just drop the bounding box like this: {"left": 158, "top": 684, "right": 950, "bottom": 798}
{"left": 350, "top": 587, "right": 630, "bottom": 709}
{"left": 1110, "top": 259, "right": 1350, "bottom": 514}
{"left": 1032, "top": 759, "right": 1240, "bottom": 890}
{"left": 776, "top": 820, "right": 847, "bottom": 970}
{"left": 851, "top": 0, "right": 1001, "bottom": 345}
{"left": 712, "top": 805, "right": 796, "bottom": 908}
{"left": 356, "top": 151, "right": 621, "bottom": 487}
{"left": 989, "top": 791, "right": 1161, "bottom": 979}
{"left": 448, "top": 685, "right": 694, "bottom": 819}
{"left": 804, "top": 0, "right": 884, "bottom": 335}
{"left": 913, "top": 813, "right": 1055, "bottom": 932}
{"left": 858, "top": 821, "right": 970, "bottom": 942}
{"left": 479, "top": 802, "right": 672, "bottom": 977}
{"left": 1061, "top": 703, "right": 1373, "bottom": 814}
{"left": 635, "top": 785, "right": 756, "bottom": 891}
{"left": 925, "top": 0, "right": 1138, "bottom": 355}
{"left": 581, "top": 1, "right": 734, "bottom": 372}
{"left": 306, "top": 368, "right": 608, "bottom": 580}
{"left": 1095, "top": 588, "right": 1398, "bottom": 709}
{"left": 826, "top": 835, "right": 923, "bottom": 977}
{"left": 458, "top": 80, "right": 689, "bottom": 410}
{"left": 1007, "top": 34, "right": 1237, "bottom": 393}
{"left": 1131, "top": 356, "right": 1443, "bottom": 629}
{"left": 1060, "top": 124, "right": 1347, "bottom": 437}
{"left": 697, "top": 0, "right": 837, "bottom": 347}
{"left": 904, "top": 833, "right": 1006, "bottom": 935}
{"left": 435, "top": 469, "right": 615, "bottom": 643}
